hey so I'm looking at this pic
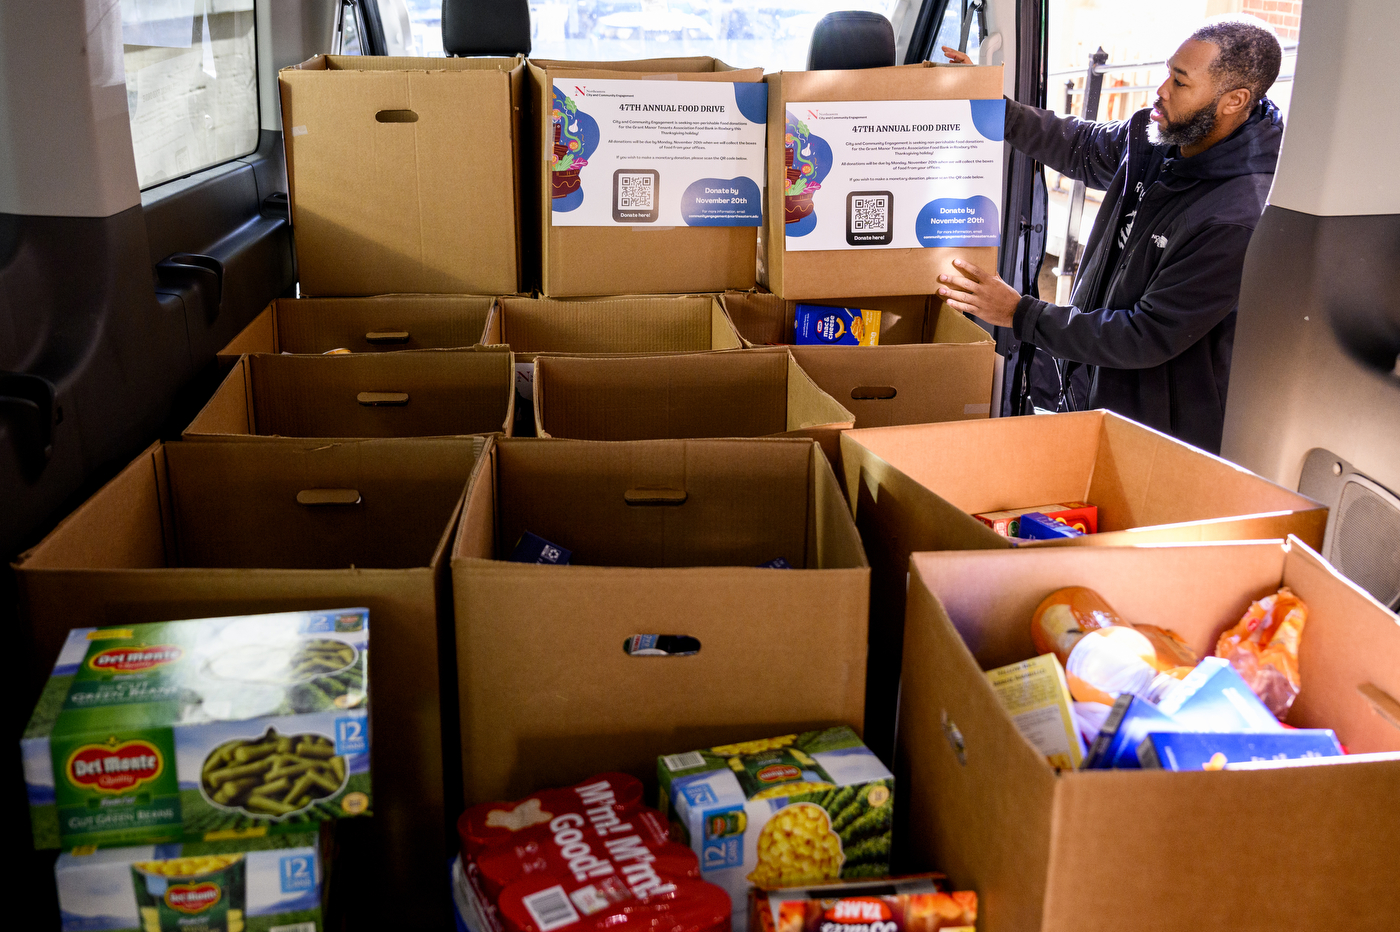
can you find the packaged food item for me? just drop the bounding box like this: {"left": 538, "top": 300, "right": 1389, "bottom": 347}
{"left": 1082, "top": 695, "right": 1180, "bottom": 770}
{"left": 751, "top": 876, "right": 976, "bottom": 932}
{"left": 793, "top": 305, "right": 881, "bottom": 347}
{"left": 1137, "top": 729, "right": 1344, "bottom": 771}
{"left": 659, "top": 727, "right": 894, "bottom": 931}
{"left": 973, "top": 502, "right": 1097, "bottom": 537}
{"left": 1155, "top": 657, "right": 1284, "bottom": 733}
{"left": 1214, "top": 586, "right": 1307, "bottom": 719}
{"left": 55, "top": 830, "right": 325, "bottom": 932}
{"left": 1030, "top": 588, "right": 1196, "bottom": 705}
{"left": 1016, "top": 512, "right": 1084, "bottom": 540}
{"left": 458, "top": 773, "right": 646, "bottom": 860}
{"left": 759, "top": 558, "right": 793, "bottom": 569}
{"left": 22, "top": 610, "right": 372, "bottom": 850}
{"left": 511, "top": 532, "right": 573, "bottom": 565}
{"left": 985, "top": 654, "right": 1084, "bottom": 770}
{"left": 624, "top": 635, "right": 702, "bottom": 657}
{"left": 456, "top": 774, "right": 731, "bottom": 932}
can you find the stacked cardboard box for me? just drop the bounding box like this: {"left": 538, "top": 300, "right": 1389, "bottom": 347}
{"left": 187, "top": 347, "right": 515, "bottom": 440}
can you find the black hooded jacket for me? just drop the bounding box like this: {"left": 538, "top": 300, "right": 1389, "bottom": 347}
{"left": 1007, "top": 98, "right": 1284, "bottom": 453}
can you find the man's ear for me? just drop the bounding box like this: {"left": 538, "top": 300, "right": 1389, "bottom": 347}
{"left": 1219, "top": 87, "right": 1252, "bottom": 117}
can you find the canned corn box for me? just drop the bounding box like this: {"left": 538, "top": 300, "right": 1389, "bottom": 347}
{"left": 659, "top": 727, "right": 894, "bottom": 931}
{"left": 22, "top": 609, "right": 372, "bottom": 850}
{"left": 56, "top": 830, "right": 325, "bottom": 932}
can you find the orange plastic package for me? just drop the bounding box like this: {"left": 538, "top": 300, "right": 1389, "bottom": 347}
{"left": 1215, "top": 587, "right": 1307, "bottom": 719}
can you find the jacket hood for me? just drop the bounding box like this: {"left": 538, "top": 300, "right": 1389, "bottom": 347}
{"left": 1167, "top": 98, "right": 1284, "bottom": 181}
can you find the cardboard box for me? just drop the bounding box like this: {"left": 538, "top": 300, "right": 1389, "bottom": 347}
{"left": 722, "top": 291, "right": 996, "bottom": 428}
{"left": 840, "top": 411, "right": 1328, "bottom": 764}
{"left": 762, "top": 65, "right": 1004, "bottom": 300}
{"left": 528, "top": 58, "right": 764, "bottom": 296}
{"left": 451, "top": 437, "right": 870, "bottom": 805}
{"left": 659, "top": 726, "right": 893, "bottom": 926}
{"left": 491, "top": 294, "right": 744, "bottom": 358}
{"left": 186, "top": 348, "right": 514, "bottom": 441}
{"left": 898, "top": 538, "right": 1400, "bottom": 931}
{"left": 55, "top": 831, "right": 325, "bottom": 932}
{"left": 13, "top": 437, "right": 486, "bottom": 928}
{"left": 24, "top": 609, "right": 370, "bottom": 850}
{"left": 280, "top": 56, "right": 526, "bottom": 296}
{"left": 216, "top": 295, "right": 498, "bottom": 367}
{"left": 532, "top": 348, "right": 854, "bottom": 466}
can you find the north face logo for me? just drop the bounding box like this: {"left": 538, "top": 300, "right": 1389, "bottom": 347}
{"left": 1152, "top": 234, "right": 1168, "bottom": 248}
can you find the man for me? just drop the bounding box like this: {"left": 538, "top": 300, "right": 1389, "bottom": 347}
{"left": 939, "top": 19, "right": 1284, "bottom": 453}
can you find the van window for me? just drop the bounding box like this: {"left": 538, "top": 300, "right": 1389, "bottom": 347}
{"left": 122, "top": 0, "right": 260, "bottom": 189}
{"left": 401, "top": 0, "right": 902, "bottom": 70}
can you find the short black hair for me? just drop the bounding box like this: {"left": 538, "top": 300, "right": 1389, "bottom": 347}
{"left": 1191, "top": 18, "right": 1283, "bottom": 108}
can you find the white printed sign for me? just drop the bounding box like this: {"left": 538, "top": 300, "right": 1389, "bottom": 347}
{"left": 549, "top": 78, "right": 768, "bottom": 227}
{"left": 782, "top": 99, "right": 1006, "bottom": 251}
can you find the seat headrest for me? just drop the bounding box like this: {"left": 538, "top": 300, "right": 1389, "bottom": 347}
{"left": 442, "top": 0, "right": 531, "bottom": 57}
{"left": 807, "top": 11, "right": 897, "bottom": 71}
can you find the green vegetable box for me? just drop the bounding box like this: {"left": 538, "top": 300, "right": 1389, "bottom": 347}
{"left": 55, "top": 830, "right": 325, "bottom": 932}
{"left": 659, "top": 727, "right": 893, "bottom": 930}
{"left": 23, "top": 609, "right": 372, "bottom": 850}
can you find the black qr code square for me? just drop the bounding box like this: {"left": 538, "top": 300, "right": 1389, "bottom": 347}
{"left": 851, "top": 195, "right": 889, "bottom": 233}
{"left": 617, "top": 173, "right": 655, "bottom": 210}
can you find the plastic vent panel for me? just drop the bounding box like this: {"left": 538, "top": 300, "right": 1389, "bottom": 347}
{"left": 1330, "top": 475, "right": 1400, "bottom": 610}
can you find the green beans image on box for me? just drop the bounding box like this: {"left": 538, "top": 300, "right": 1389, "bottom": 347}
{"left": 658, "top": 726, "right": 894, "bottom": 930}
{"left": 21, "top": 608, "right": 372, "bottom": 849}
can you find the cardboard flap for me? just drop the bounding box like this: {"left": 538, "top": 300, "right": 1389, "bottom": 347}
{"left": 268, "top": 295, "right": 497, "bottom": 355}
{"left": 498, "top": 295, "right": 739, "bottom": 355}
{"left": 162, "top": 438, "right": 481, "bottom": 571}
{"left": 315, "top": 55, "right": 522, "bottom": 73}
{"left": 217, "top": 305, "right": 276, "bottom": 361}
{"left": 530, "top": 57, "right": 760, "bottom": 80}
{"left": 784, "top": 352, "right": 855, "bottom": 432}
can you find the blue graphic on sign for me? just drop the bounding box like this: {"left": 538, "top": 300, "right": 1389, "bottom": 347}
{"left": 551, "top": 86, "right": 600, "bottom": 213}
{"left": 280, "top": 854, "right": 315, "bottom": 893}
{"left": 733, "top": 83, "right": 768, "bottom": 124}
{"left": 681, "top": 782, "right": 719, "bottom": 807}
{"left": 784, "top": 111, "right": 833, "bottom": 238}
{"left": 681, "top": 177, "right": 762, "bottom": 226}
{"left": 970, "top": 99, "right": 1007, "bottom": 142}
{"left": 915, "top": 195, "right": 1001, "bottom": 247}
{"left": 334, "top": 716, "right": 368, "bottom": 756}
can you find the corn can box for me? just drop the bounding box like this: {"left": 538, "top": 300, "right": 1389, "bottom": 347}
{"left": 56, "top": 830, "right": 325, "bottom": 932}
{"left": 22, "top": 609, "right": 372, "bottom": 850}
{"left": 659, "top": 727, "right": 893, "bottom": 928}
{"left": 750, "top": 876, "right": 976, "bottom": 932}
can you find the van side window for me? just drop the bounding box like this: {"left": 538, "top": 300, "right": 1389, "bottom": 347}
{"left": 122, "top": 0, "right": 260, "bottom": 189}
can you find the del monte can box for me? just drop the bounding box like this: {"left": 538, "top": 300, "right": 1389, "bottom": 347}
{"left": 659, "top": 727, "right": 893, "bottom": 931}
{"left": 22, "top": 609, "right": 371, "bottom": 850}
{"left": 56, "top": 830, "right": 325, "bottom": 932}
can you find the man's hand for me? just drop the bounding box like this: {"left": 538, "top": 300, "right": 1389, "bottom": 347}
{"left": 937, "top": 258, "right": 1023, "bottom": 328}
{"left": 940, "top": 46, "right": 974, "bottom": 65}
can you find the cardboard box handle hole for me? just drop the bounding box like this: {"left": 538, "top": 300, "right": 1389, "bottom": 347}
{"left": 623, "top": 488, "right": 688, "bottom": 506}
{"left": 851, "top": 386, "right": 897, "bottom": 400}
{"left": 622, "top": 636, "right": 700, "bottom": 657}
{"left": 1360, "top": 683, "right": 1400, "bottom": 732}
{"left": 296, "top": 489, "right": 362, "bottom": 506}
{"left": 365, "top": 330, "right": 410, "bottom": 344}
{"left": 375, "top": 109, "right": 418, "bottom": 123}
{"left": 357, "top": 391, "right": 409, "bottom": 406}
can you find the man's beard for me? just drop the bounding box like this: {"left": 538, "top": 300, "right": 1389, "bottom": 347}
{"left": 1149, "top": 94, "right": 1221, "bottom": 148}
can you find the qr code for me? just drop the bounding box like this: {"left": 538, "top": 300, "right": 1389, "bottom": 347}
{"left": 850, "top": 194, "right": 889, "bottom": 233}
{"left": 617, "top": 172, "right": 655, "bottom": 210}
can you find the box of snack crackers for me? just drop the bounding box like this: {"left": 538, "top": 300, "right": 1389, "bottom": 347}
{"left": 22, "top": 609, "right": 371, "bottom": 850}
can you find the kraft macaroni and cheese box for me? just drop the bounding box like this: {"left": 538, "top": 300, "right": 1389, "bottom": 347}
{"left": 793, "top": 305, "right": 881, "bottom": 346}
{"left": 1137, "top": 730, "right": 1344, "bottom": 771}
{"left": 1156, "top": 656, "right": 1283, "bottom": 733}
{"left": 22, "top": 609, "right": 372, "bottom": 850}
{"left": 659, "top": 727, "right": 894, "bottom": 932}
{"left": 55, "top": 830, "right": 325, "bottom": 932}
